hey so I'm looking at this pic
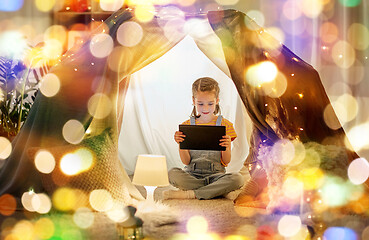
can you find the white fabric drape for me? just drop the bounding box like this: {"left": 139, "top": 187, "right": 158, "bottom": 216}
{"left": 118, "top": 34, "right": 251, "bottom": 175}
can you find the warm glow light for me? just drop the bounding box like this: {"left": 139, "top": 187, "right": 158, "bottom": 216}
{"left": 348, "top": 23, "right": 369, "bottom": 50}
{"left": 60, "top": 153, "right": 83, "bottom": 176}
{"left": 35, "top": 193, "right": 52, "bottom": 214}
{"left": 40, "top": 73, "right": 61, "bottom": 97}
{"left": 89, "top": 33, "right": 114, "bottom": 58}
{"left": 73, "top": 207, "right": 95, "bottom": 229}
{"left": 74, "top": 148, "right": 94, "bottom": 172}
{"left": 87, "top": 93, "right": 113, "bottom": 119}
{"left": 34, "top": 218, "right": 54, "bottom": 239}
{"left": 89, "top": 189, "right": 114, "bottom": 212}
{"left": 21, "top": 190, "right": 37, "bottom": 212}
{"left": 271, "top": 139, "right": 295, "bottom": 165}
{"left": 43, "top": 39, "right": 63, "bottom": 60}
{"left": 346, "top": 123, "right": 369, "bottom": 151}
{"left": 35, "top": 0, "right": 56, "bottom": 12}
{"left": 52, "top": 187, "right": 76, "bottom": 211}
{"left": 0, "top": 194, "right": 17, "bottom": 216}
{"left": 117, "top": 21, "right": 144, "bottom": 47}
{"left": 187, "top": 216, "right": 208, "bottom": 235}
{"left": 106, "top": 204, "right": 130, "bottom": 222}
{"left": 44, "top": 25, "right": 67, "bottom": 47}
{"left": 320, "top": 22, "right": 339, "bottom": 44}
{"left": 99, "top": 0, "right": 124, "bottom": 11}
{"left": 299, "top": 167, "right": 324, "bottom": 190}
{"left": 0, "top": 30, "right": 28, "bottom": 60}
{"left": 246, "top": 10, "right": 265, "bottom": 27}
{"left": 320, "top": 176, "right": 350, "bottom": 207}
{"left": 134, "top": 4, "right": 155, "bottom": 23}
{"left": 283, "top": 176, "right": 304, "bottom": 200}
{"left": 34, "top": 150, "right": 55, "bottom": 174}
{"left": 261, "top": 72, "right": 287, "bottom": 98}
{"left": 0, "top": 137, "right": 12, "bottom": 160}
{"left": 301, "top": 0, "right": 323, "bottom": 18}
{"left": 12, "top": 220, "right": 34, "bottom": 240}
{"left": 348, "top": 158, "right": 369, "bottom": 185}
{"left": 323, "top": 103, "right": 342, "bottom": 130}
{"left": 246, "top": 61, "right": 278, "bottom": 87}
{"left": 278, "top": 215, "right": 302, "bottom": 237}
{"left": 332, "top": 41, "right": 356, "bottom": 69}
{"left": 62, "top": 119, "right": 85, "bottom": 144}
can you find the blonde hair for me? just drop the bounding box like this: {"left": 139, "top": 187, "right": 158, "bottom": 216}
{"left": 191, "top": 77, "right": 221, "bottom": 118}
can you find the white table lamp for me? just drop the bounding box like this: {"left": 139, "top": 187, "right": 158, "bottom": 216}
{"left": 132, "top": 154, "right": 169, "bottom": 202}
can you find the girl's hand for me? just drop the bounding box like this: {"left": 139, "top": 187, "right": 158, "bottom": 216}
{"left": 174, "top": 131, "right": 186, "bottom": 144}
{"left": 219, "top": 135, "right": 231, "bottom": 150}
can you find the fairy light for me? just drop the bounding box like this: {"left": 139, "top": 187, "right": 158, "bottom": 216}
{"left": 298, "top": 93, "right": 303, "bottom": 98}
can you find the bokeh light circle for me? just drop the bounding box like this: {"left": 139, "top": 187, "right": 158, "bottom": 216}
{"left": 60, "top": 153, "right": 82, "bottom": 176}
{"left": 43, "top": 39, "right": 63, "bottom": 60}
{"left": 34, "top": 218, "right": 54, "bottom": 239}
{"left": 117, "top": 21, "right": 144, "bottom": 47}
{"left": 186, "top": 216, "right": 208, "bottom": 235}
{"left": 99, "top": 0, "right": 124, "bottom": 11}
{"left": 0, "top": 137, "right": 12, "bottom": 160}
{"left": 73, "top": 207, "right": 95, "bottom": 229}
{"left": 62, "top": 119, "right": 85, "bottom": 144}
{"left": 40, "top": 73, "right": 61, "bottom": 97}
{"left": 134, "top": 4, "right": 155, "bottom": 23}
{"left": 87, "top": 93, "right": 112, "bottom": 119}
{"left": 52, "top": 187, "right": 76, "bottom": 211}
{"left": 89, "top": 189, "right": 114, "bottom": 212}
{"left": 346, "top": 123, "right": 369, "bottom": 152}
{"left": 35, "top": 0, "right": 55, "bottom": 12}
{"left": 348, "top": 23, "right": 369, "bottom": 50}
{"left": 278, "top": 215, "right": 301, "bottom": 237}
{"left": 89, "top": 33, "right": 114, "bottom": 58}
{"left": 332, "top": 41, "right": 356, "bottom": 69}
{"left": 246, "top": 10, "right": 265, "bottom": 27}
{"left": 35, "top": 193, "right": 52, "bottom": 214}
{"left": 34, "top": 150, "right": 55, "bottom": 174}
{"left": 348, "top": 158, "right": 369, "bottom": 185}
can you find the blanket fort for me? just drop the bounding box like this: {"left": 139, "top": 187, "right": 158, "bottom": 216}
{"left": 0, "top": 6, "right": 367, "bottom": 239}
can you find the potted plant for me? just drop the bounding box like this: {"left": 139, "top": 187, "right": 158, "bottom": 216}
{"left": 0, "top": 56, "right": 40, "bottom": 140}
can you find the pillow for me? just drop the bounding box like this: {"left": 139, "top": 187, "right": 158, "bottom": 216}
{"left": 27, "top": 127, "right": 131, "bottom": 205}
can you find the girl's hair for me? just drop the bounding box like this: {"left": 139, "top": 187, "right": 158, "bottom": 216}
{"left": 191, "top": 77, "right": 221, "bottom": 118}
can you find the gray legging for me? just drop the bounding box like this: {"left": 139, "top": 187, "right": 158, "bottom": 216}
{"left": 168, "top": 167, "right": 243, "bottom": 200}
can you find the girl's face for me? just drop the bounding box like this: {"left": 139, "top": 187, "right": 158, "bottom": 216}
{"left": 193, "top": 91, "right": 219, "bottom": 117}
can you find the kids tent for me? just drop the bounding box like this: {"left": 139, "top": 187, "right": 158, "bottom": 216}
{"left": 0, "top": 6, "right": 362, "bottom": 221}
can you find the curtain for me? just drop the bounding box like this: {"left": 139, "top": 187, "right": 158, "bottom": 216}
{"left": 0, "top": 9, "right": 186, "bottom": 206}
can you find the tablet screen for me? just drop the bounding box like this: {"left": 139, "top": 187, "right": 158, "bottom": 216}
{"left": 179, "top": 125, "right": 226, "bottom": 151}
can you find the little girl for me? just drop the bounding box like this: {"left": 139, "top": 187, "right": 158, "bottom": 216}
{"left": 164, "top": 77, "right": 244, "bottom": 200}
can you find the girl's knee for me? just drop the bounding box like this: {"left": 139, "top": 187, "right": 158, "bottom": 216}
{"left": 230, "top": 173, "right": 244, "bottom": 189}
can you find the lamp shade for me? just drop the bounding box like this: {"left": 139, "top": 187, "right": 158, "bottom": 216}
{"left": 132, "top": 154, "right": 169, "bottom": 187}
